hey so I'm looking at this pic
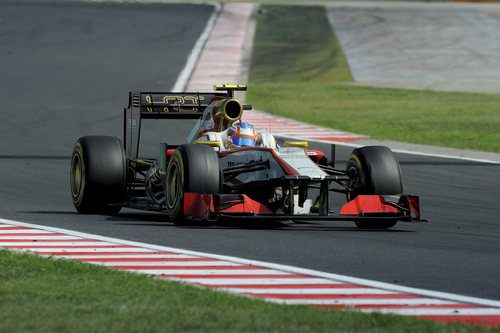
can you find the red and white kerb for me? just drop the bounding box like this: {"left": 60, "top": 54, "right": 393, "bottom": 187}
{"left": 0, "top": 219, "right": 499, "bottom": 328}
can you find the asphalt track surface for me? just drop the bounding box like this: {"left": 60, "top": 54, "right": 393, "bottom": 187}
{"left": 1, "top": 1, "right": 499, "bottom": 301}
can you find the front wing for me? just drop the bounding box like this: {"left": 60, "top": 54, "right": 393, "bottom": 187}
{"left": 183, "top": 192, "right": 424, "bottom": 224}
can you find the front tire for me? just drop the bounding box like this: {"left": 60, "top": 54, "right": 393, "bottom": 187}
{"left": 346, "top": 146, "right": 403, "bottom": 229}
{"left": 70, "top": 136, "right": 126, "bottom": 214}
{"left": 165, "top": 144, "right": 220, "bottom": 224}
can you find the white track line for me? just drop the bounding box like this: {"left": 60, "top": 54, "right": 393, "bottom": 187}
{"left": 267, "top": 299, "right": 457, "bottom": 306}
{"left": 361, "top": 308, "right": 500, "bottom": 316}
{"left": 0, "top": 235, "right": 83, "bottom": 240}
{"left": 218, "top": 288, "right": 397, "bottom": 295}
{"left": 175, "top": 278, "right": 338, "bottom": 285}
{"left": 185, "top": 3, "right": 255, "bottom": 92}
{"left": 0, "top": 241, "right": 115, "bottom": 246}
{"left": 171, "top": 2, "right": 221, "bottom": 92}
{"left": 255, "top": 127, "right": 500, "bottom": 164}
{"left": 56, "top": 254, "right": 199, "bottom": 259}
{"left": 11, "top": 247, "right": 155, "bottom": 253}
{"left": 307, "top": 138, "right": 500, "bottom": 165}
{"left": 96, "top": 261, "right": 242, "bottom": 267}
{"left": 125, "top": 269, "right": 289, "bottom": 275}
{"left": 0, "top": 229, "right": 53, "bottom": 233}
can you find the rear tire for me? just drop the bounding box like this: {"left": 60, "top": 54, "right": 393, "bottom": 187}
{"left": 165, "top": 144, "right": 220, "bottom": 225}
{"left": 346, "top": 146, "right": 403, "bottom": 229}
{"left": 70, "top": 136, "right": 126, "bottom": 214}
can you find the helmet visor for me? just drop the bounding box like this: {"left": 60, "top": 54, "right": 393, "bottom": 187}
{"left": 231, "top": 136, "right": 256, "bottom": 147}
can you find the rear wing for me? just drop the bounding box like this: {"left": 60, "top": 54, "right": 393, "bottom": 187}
{"left": 129, "top": 92, "right": 228, "bottom": 119}
{"left": 124, "top": 85, "right": 248, "bottom": 159}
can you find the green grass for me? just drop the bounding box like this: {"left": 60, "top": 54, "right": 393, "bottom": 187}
{"left": 247, "top": 5, "right": 500, "bottom": 153}
{"left": 250, "top": 5, "right": 352, "bottom": 83}
{"left": 248, "top": 83, "right": 500, "bottom": 152}
{"left": 1, "top": 250, "right": 496, "bottom": 333}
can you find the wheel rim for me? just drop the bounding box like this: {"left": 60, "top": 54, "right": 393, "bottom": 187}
{"left": 346, "top": 161, "right": 363, "bottom": 201}
{"left": 71, "top": 154, "right": 83, "bottom": 199}
{"left": 166, "top": 162, "right": 181, "bottom": 209}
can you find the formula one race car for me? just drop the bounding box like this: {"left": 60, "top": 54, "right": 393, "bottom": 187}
{"left": 70, "top": 84, "right": 423, "bottom": 229}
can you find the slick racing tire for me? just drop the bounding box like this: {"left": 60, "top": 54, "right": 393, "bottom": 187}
{"left": 346, "top": 146, "right": 403, "bottom": 229}
{"left": 70, "top": 136, "right": 126, "bottom": 214}
{"left": 165, "top": 144, "right": 220, "bottom": 225}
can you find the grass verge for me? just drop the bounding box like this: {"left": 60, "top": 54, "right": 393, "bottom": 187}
{"left": 247, "top": 5, "right": 500, "bottom": 153}
{"left": 250, "top": 5, "right": 352, "bottom": 83}
{"left": 248, "top": 83, "right": 500, "bottom": 152}
{"left": 0, "top": 250, "right": 495, "bottom": 333}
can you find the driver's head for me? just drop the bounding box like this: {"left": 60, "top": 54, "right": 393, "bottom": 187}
{"left": 227, "top": 122, "right": 258, "bottom": 148}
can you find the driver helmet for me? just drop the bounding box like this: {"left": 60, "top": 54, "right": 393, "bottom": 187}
{"left": 227, "top": 122, "right": 258, "bottom": 148}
